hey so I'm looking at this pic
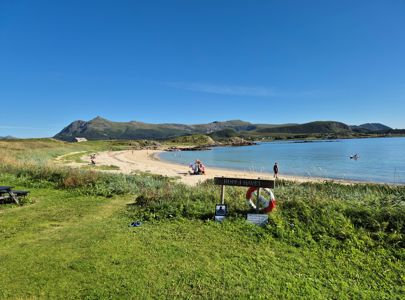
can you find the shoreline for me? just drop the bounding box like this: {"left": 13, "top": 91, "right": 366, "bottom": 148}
{"left": 153, "top": 151, "right": 384, "bottom": 185}
{"left": 90, "top": 149, "right": 391, "bottom": 186}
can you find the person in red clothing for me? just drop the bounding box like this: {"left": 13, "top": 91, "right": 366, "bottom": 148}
{"left": 199, "top": 162, "right": 206, "bottom": 175}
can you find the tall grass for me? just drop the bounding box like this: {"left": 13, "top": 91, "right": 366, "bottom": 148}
{"left": 126, "top": 179, "right": 405, "bottom": 250}
{"left": 0, "top": 138, "right": 171, "bottom": 196}
{"left": 0, "top": 140, "right": 405, "bottom": 252}
{"left": 3, "top": 155, "right": 403, "bottom": 253}
{"left": 2, "top": 138, "right": 404, "bottom": 251}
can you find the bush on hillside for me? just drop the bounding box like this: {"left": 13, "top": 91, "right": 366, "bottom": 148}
{"left": 127, "top": 179, "right": 405, "bottom": 250}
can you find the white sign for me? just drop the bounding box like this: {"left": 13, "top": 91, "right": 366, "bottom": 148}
{"left": 214, "top": 215, "right": 226, "bottom": 222}
{"left": 247, "top": 214, "right": 268, "bottom": 226}
{"left": 215, "top": 204, "right": 227, "bottom": 222}
{"left": 215, "top": 204, "right": 227, "bottom": 216}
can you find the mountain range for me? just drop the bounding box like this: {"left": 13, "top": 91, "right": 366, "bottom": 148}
{"left": 53, "top": 117, "right": 397, "bottom": 141}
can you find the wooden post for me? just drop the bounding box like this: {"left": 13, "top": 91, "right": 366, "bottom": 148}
{"left": 220, "top": 185, "right": 225, "bottom": 204}
{"left": 256, "top": 187, "right": 260, "bottom": 213}
{"left": 256, "top": 177, "right": 261, "bottom": 213}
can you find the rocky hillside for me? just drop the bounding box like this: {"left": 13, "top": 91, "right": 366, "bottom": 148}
{"left": 54, "top": 117, "right": 255, "bottom": 141}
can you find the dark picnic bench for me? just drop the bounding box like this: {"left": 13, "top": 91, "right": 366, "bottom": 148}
{"left": 0, "top": 186, "right": 29, "bottom": 205}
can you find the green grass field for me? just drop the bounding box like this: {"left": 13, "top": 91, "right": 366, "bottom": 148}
{"left": 0, "top": 139, "right": 404, "bottom": 299}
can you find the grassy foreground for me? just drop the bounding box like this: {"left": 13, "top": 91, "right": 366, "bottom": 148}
{"left": 0, "top": 139, "right": 404, "bottom": 299}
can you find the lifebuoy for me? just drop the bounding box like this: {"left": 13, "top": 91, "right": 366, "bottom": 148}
{"left": 246, "top": 187, "right": 276, "bottom": 213}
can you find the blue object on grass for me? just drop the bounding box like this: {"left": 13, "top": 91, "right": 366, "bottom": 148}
{"left": 130, "top": 221, "right": 142, "bottom": 227}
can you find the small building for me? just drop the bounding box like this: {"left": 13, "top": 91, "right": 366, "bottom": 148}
{"left": 74, "top": 137, "right": 88, "bottom": 143}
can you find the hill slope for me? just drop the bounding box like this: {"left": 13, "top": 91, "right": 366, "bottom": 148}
{"left": 255, "top": 121, "right": 351, "bottom": 134}
{"left": 350, "top": 123, "right": 392, "bottom": 133}
{"left": 0, "top": 136, "right": 17, "bottom": 140}
{"left": 54, "top": 117, "right": 256, "bottom": 141}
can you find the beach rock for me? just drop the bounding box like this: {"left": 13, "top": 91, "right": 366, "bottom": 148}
{"left": 219, "top": 137, "right": 257, "bottom": 147}
{"left": 166, "top": 146, "right": 212, "bottom": 152}
{"left": 165, "top": 138, "right": 256, "bottom": 152}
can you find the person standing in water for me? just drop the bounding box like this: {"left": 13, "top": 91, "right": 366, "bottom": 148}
{"left": 273, "top": 162, "right": 279, "bottom": 179}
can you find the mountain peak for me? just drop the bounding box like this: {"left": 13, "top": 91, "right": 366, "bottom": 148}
{"left": 89, "top": 116, "right": 110, "bottom": 123}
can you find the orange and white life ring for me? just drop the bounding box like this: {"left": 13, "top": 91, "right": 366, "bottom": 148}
{"left": 246, "top": 187, "right": 276, "bottom": 213}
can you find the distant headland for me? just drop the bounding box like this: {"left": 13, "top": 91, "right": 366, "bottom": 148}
{"left": 54, "top": 116, "right": 405, "bottom": 142}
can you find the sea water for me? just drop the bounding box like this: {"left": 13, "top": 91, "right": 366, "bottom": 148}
{"left": 159, "top": 137, "right": 405, "bottom": 184}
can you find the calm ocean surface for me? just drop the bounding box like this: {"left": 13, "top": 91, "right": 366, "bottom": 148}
{"left": 159, "top": 137, "right": 405, "bottom": 184}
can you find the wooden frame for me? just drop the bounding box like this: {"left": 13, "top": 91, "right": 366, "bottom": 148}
{"left": 214, "top": 177, "right": 275, "bottom": 213}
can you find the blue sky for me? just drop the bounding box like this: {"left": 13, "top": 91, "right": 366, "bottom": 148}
{"left": 1, "top": 0, "right": 404, "bottom": 138}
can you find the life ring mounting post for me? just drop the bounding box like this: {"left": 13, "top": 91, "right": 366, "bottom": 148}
{"left": 213, "top": 176, "right": 275, "bottom": 220}
{"left": 255, "top": 185, "right": 261, "bottom": 213}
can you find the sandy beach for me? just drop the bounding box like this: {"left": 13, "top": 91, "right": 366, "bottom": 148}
{"left": 90, "top": 150, "right": 345, "bottom": 186}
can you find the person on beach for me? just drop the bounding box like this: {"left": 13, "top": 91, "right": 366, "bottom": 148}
{"left": 273, "top": 162, "right": 279, "bottom": 179}
{"left": 199, "top": 162, "right": 206, "bottom": 175}
{"left": 90, "top": 154, "right": 96, "bottom": 165}
{"left": 189, "top": 161, "right": 199, "bottom": 175}
{"left": 189, "top": 160, "right": 205, "bottom": 175}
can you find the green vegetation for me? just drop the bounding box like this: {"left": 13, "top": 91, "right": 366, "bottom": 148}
{"left": 0, "top": 139, "right": 404, "bottom": 298}
{"left": 209, "top": 128, "right": 238, "bottom": 139}
{"left": 93, "top": 164, "right": 121, "bottom": 171}
{"left": 79, "top": 163, "right": 121, "bottom": 171}
{"left": 168, "top": 134, "right": 216, "bottom": 146}
{"left": 0, "top": 138, "right": 160, "bottom": 165}
{"left": 60, "top": 151, "right": 92, "bottom": 163}
{"left": 255, "top": 121, "right": 350, "bottom": 135}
